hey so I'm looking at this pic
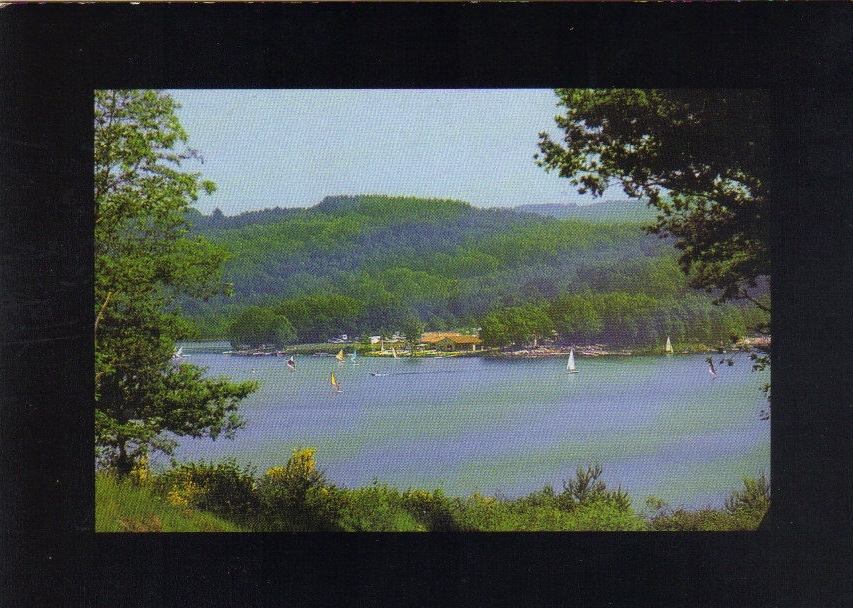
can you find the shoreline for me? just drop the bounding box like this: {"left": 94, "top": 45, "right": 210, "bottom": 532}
{"left": 182, "top": 337, "right": 769, "bottom": 359}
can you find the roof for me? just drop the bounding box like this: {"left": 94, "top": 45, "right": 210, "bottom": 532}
{"left": 422, "top": 332, "right": 482, "bottom": 345}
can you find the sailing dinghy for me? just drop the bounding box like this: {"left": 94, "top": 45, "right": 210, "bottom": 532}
{"left": 665, "top": 336, "right": 673, "bottom": 355}
{"left": 567, "top": 349, "right": 579, "bottom": 373}
{"left": 287, "top": 355, "right": 296, "bottom": 370}
{"left": 336, "top": 349, "right": 345, "bottom": 363}
{"left": 330, "top": 372, "right": 342, "bottom": 393}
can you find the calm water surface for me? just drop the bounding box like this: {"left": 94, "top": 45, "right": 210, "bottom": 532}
{"left": 167, "top": 348, "right": 770, "bottom": 509}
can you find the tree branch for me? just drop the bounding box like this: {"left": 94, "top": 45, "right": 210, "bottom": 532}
{"left": 94, "top": 291, "right": 114, "bottom": 347}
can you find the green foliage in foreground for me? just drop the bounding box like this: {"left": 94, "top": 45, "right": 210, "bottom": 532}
{"left": 96, "top": 453, "right": 769, "bottom": 533}
{"left": 96, "top": 471, "right": 247, "bottom": 532}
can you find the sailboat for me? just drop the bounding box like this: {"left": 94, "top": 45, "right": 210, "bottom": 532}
{"left": 665, "top": 336, "right": 673, "bottom": 355}
{"left": 330, "top": 372, "right": 342, "bottom": 393}
{"left": 350, "top": 351, "right": 359, "bottom": 365}
{"left": 336, "top": 349, "right": 345, "bottom": 363}
{"left": 287, "top": 355, "right": 296, "bottom": 370}
{"left": 391, "top": 346, "right": 398, "bottom": 359}
{"left": 567, "top": 349, "right": 579, "bottom": 373}
{"left": 705, "top": 357, "right": 718, "bottom": 378}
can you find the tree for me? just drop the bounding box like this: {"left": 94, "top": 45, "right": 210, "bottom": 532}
{"left": 95, "top": 90, "right": 258, "bottom": 476}
{"left": 399, "top": 315, "right": 424, "bottom": 347}
{"left": 480, "top": 304, "right": 554, "bottom": 348}
{"left": 536, "top": 89, "right": 770, "bottom": 312}
{"left": 227, "top": 306, "right": 296, "bottom": 349}
{"left": 536, "top": 89, "right": 771, "bottom": 405}
{"left": 547, "top": 293, "right": 602, "bottom": 344}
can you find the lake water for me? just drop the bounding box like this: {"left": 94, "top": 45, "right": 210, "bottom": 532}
{"left": 166, "top": 347, "right": 770, "bottom": 509}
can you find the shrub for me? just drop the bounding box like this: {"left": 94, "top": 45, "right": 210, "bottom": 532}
{"left": 725, "top": 471, "right": 770, "bottom": 515}
{"left": 154, "top": 459, "right": 259, "bottom": 518}
{"left": 337, "top": 483, "right": 422, "bottom": 532}
{"left": 565, "top": 500, "right": 645, "bottom": 531}
{"left": 256, "top": 447, "right": 341, "bottom": 531}
{"left": 644, "top": 473, "right": 770, "bottom": 532}
{"left": 555, "top": 463, "right": 632, "bottom": 513}
{"left": 400, "top": 488, "right": 461, "bottom": 531}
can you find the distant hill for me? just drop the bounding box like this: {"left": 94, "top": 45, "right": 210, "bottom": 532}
{"left": 179, "top": 194, "right": 768, "bottom": 347}
{"left": 515, "top": 199, "right": 657, "bottom": 223}
{"left": 182, "top": 194, "right": 672, "bottom": 324}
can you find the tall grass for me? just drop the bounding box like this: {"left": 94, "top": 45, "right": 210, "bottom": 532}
{"left": 96, "top": 472, "right": 246, "bottom": 532}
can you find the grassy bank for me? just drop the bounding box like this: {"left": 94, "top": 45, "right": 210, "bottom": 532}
{"left": 96, "top": 472, "right": 247, "bottom": 532}
{"left": 96, "top": 451, "right": 769, "bottom": 533}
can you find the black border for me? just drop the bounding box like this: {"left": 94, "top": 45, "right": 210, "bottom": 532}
{"left": 2, "top": 3, "right": 851, "bottom": 606}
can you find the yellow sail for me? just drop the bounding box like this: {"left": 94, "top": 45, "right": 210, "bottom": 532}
{"left": 330, "top": 372, "right": 340, "bottom": 391}
{"left": 336, "top": 349, "right": 345, "bottom": 362}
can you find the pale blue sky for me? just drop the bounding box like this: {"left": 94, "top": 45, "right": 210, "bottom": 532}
{"left": 168, "top": 89, "right": 611, "bottom": 215}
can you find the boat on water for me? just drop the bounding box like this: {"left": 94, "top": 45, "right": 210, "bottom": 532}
{"left": 665, "top": 336, "right": 673, "bottom": 355}
{"left": 336, "top": 349, "right": 345, "bottom": 363}
{"left": 287, "top": 355, "right": 296, "bottom": 370}
{"left": 705, "top": 356, "right": 718, "bottom": 378}
{"left": 330, "top": 372, "right": 342, "bottom": 393}
{"left": 567, "top": 349, "right": 579, "bottom": 373}
{"left": 350, "top": 351, "right": 359, "bottom": 365}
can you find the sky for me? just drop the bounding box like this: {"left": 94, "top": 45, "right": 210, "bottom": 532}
{"left": 167, "top": 89, "right": 615, "bottom": 216}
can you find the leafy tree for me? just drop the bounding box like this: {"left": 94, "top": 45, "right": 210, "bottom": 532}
{"left": 536, "top": 89, "right": 770, "bottom": 310}
{"left": 480, "top": 304, "right": 554, "bottom": 348}
{"left": 399, "top": 315, "right": 424, "bottom": 346}
{"left": 227, "top": 306, "right": 296, "bottom": 349}
{"left": 276, "top": 293, "right": 363, "bottom": 343}
{"left": 547, "top": 293, "right": 602, "bottom": 343}
{"left": 537, "top": 89, "right": 771, "bottom": 408}
{"left": 95, "top": 90, "right": 258, "bottom": 476}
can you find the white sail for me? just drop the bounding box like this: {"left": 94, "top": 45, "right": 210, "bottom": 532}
{"left": 665, "top": 336, "right": 673, "bottom": 354}
{"left": 567, "top": 349, "right": 578, "bottom": 373}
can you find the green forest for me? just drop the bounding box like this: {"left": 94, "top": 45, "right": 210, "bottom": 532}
{"left": 180, "top": 194, "right": 768, "bottom": 350}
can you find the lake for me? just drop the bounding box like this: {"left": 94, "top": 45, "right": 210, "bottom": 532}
{"left": 166, "top": 347, "right": 770, "bottom": 510}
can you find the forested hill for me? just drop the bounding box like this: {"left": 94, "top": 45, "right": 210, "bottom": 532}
{"left": 182, "top": 195, "right": 766, "bottom": 346}
{"left": 515, "top": 199, "right": 658, "bottom": 223}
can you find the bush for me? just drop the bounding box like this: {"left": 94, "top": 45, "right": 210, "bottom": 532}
{"left": 337, "top": 483, "right": 423, "bottom": 532}
{"left": 154, "top": 459, "right": 259, "bottom": 518}
{"left": 555, "top": 463, "right": 631, "bottom": 513}
{"left": 255, "top": 447, "right": 341, "bottom": 531}
{"left": 725, "top": 471, "right": 770, "bottom": 515}
{"left": 564, "top": 500, "right": 645, "bottom": 531}
{"left": 400, "top": 488, "right": 461, "bottom": 531}
{"left": 645, "top": 473, "right": 770, "bottom": 531}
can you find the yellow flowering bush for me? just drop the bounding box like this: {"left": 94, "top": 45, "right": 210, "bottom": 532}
{"left": 128, "top": 453, "right": 151, "bottom": 485}
{"left": 256, "top": 447, "right": 342, "bottom": 531}
{"left": 166, "top": 480, "right": 200, "bottom": 510}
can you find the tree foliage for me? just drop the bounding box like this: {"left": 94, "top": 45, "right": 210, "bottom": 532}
{"left": 95, "top": 90, "right": 258, "bottom": 476}
{"left": 536, "top": 89, "right": 770, "bottom": 309}
{"left": 227, "top": 306, "right": 296, "bottom": 349}
{"left": 479, "top": 304, "right": 554, "bottom": 348}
